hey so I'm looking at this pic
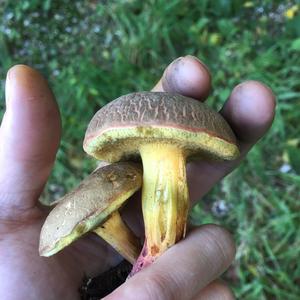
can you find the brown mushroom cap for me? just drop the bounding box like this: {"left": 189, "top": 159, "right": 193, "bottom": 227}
{"left": 84, "top": 92, "right": 239, "bottom": 162}
{"left": 39, "top": 162, "right": 142, "bottom": 257}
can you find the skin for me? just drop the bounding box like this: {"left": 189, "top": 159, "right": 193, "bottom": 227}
{"left": 0, "top": 56, "right": 275, "bottom": 300}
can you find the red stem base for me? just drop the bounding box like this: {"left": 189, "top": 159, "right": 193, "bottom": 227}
{"left": 128, "top": 241, "right": 155, "bottom": 277}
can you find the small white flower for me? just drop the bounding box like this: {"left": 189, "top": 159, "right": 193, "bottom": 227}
{"left": 65, "top": 26, "right": 72, "bottom": 33}
{"left": 5, "top": 12, "right": 14, "bottom": 20}
{"left": 23, "top": 19, "right": 30, "bottom": 27}
{"left": 279, "top": 163, "right": 292, "bottom": 174}
{"left": 211, "top": 199, "right": 231, "bottom": 217}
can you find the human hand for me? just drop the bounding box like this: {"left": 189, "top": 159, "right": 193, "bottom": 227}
{"left": 0, "top": 57, "right": 275, "bottom": 300}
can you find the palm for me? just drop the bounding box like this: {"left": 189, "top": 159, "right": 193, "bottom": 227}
{"left": 1, "top": 207, "right": 121, "bottom": 299}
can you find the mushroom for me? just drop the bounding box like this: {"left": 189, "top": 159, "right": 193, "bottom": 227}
{"left": 39, "top": 162, "right": 142, "bottom": 264}
{"left": 83, "top": 91, "right": 239, "bottom": 275}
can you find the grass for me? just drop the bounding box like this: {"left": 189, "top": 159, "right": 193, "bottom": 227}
{"left": 1, "top": 0, "right": 300, "bottom": 299}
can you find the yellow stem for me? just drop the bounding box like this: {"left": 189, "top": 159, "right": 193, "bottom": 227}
{"left": 93, "top": 211, "right": 141, "bottom": 264}
{"left": 140, "top": 143, "right": 189, "bottom": 260}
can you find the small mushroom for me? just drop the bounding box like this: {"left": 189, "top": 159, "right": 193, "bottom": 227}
{"left": 83, "top": 92, "right": 239, "bottom": 275}
{"left": 39, "top": 162, "right": 142, "bottom": 264}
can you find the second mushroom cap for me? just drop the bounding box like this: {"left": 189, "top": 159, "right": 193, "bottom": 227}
{"left": 39, "top": 162, "right": 142, "bottom": 260}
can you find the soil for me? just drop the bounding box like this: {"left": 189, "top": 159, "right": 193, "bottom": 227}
{"left": 79, "top": 260, "right": 132, "bottom": 299}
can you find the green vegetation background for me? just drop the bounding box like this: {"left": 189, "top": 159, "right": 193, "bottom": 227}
{"left": 0, "top": 0, "right": 299, "bottom": 299}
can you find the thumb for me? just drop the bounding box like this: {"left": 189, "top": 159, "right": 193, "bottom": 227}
{"left": 0, "top": 65, "right": 61, "bottom": 212}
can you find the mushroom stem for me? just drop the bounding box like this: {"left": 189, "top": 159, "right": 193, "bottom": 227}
{"left": 94, "top": 211, "right": 141, "bottom": 265}
{"left": 130, "top": 143, "right": 189, "bottom": 275}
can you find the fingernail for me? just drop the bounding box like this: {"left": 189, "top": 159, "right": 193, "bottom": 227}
{"left": 5, "top": 68, "right": 14, "bottom": 103}
{"left": 185, "top": 55, "right": 210, "bottom": 73}
{"left": 162, "top": 55, "right": 212, "bottom": 100}
{"left": 5, "top": 65, "right": 27, "bottom": 104}
{"left": 5, "top": 65, "right": 49, "bottom": 108}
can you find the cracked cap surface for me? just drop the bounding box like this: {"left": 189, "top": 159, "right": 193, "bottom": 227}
{"left": 84, "top": 92, "right": 239, "bottom": 162}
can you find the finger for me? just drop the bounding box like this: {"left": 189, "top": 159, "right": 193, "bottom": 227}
{"left": 0, "top": 65, "right": 61, "bottom": 211}
{"left": 221, "top": 80, "right": 276, "bottom": 143}
{"left": 193, "top": 280, "right": 235, "bottom": 300}
{"left": 152, "top": 55, "right": 211, "bottom": 101}
{"left": 104, "top": 225, "right": 236, "bottom": 300}
{"left": 188, "top": 80, "right": 275, "bottom": 202}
